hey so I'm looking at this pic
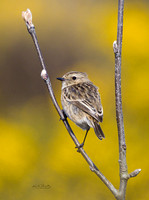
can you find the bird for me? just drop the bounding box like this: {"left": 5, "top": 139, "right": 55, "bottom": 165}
{"left": 57, "top": 71, "right": 105, "bottom": 148}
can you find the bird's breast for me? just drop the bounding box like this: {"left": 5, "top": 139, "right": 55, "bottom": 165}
{"left": 61, "top": 99, "right": 90, "bottom": 130}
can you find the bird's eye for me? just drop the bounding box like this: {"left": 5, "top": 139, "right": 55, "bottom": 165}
{"left": 72, "top": 76, "right": 76, "bottom": 80}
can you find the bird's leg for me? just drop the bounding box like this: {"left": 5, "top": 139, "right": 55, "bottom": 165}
{"left": 76, "top": 128, "right": 90, "bottom": 151}
{"left": 81, "top": 129, "right": 89, "bottom": 146}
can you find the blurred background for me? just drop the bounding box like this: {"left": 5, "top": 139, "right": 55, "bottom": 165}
{"left": 0, "top": 0, "right": 149, "bottom": 199}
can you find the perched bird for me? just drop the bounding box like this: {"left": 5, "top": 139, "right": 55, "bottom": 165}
{"left": 57, "top": 71, "right": 105, "bottom": 148}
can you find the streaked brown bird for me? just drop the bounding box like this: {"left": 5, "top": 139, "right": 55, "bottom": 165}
{"left": 57, "top": 71, "right": 105, "bottom": 148}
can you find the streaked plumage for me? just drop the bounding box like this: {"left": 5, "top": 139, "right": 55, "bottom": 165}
{"left": 57, "top": 71, "right": 105, "bottom": 147}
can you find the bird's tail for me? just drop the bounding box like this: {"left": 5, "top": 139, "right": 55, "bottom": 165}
{"left": 93, "top": 122, "right": 105, "bottom": 140}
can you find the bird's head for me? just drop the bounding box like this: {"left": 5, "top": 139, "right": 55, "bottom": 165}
{"left": 57, "top": 71, "right": 89, "bottom": 89}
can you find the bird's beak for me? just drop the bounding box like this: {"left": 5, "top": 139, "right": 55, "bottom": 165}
{"left": 57, "top": 77, "right": 65, "bottom": 81}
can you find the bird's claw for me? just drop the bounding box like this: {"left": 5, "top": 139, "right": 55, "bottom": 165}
{"left": 75, "top": 143, "right": 84, "bottom": 152}
{"left": 59, "top": 110, "right": 67, "bottom": 121}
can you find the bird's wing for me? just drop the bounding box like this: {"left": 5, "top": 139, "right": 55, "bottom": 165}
{"left": 64, "top": 82, "right": 103, "bottom": 122}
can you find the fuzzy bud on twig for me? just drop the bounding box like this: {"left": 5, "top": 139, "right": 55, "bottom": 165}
{"left": 113, "top": 40, "right": 118, "bottom": 54}
{"left": 22, "top": 9, "right": 34, "bottom": 29}
{"left": 41, "top": 69, "right": 48, "bottom": 81}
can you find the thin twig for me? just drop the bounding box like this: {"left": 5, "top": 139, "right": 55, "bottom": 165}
{"left": 22, "top": 9, "right": 118, "bottom": 198}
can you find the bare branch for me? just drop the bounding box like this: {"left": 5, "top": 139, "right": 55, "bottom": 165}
{"left": 22, "top": 9, "right": 118, "bottom": 198}
{"left": 113, "top": 0, "right": 129, "bottom": 199}
{"left": 113, "top": 0, "right": 141, "bottom": 199}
